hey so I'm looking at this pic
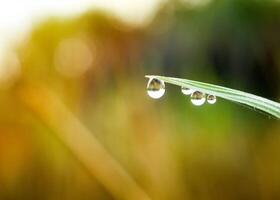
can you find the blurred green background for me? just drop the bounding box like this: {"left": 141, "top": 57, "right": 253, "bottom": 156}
{"left": 0, "top": 0, "right": 280, "bottom": 199}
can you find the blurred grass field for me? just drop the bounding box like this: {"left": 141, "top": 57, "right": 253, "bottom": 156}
{"left": 0, "top": 0, "right": 280, "bottom": 199}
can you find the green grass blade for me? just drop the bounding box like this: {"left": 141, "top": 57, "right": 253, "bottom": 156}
{"left": 145, "top": 75, "right": 280, "bottom": 119}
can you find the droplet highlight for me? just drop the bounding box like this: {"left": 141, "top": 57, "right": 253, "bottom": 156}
{"left": 207, "top": 94, "right": 217, "bottom": 104}
{"left": 147, "top": 78, "right": 165, "bottom": 99}
{"left": 190, "top": 91, "right": 206, "bottom": 106}
{"left": 181, "top": 87, "right": 194, "bottom": 95}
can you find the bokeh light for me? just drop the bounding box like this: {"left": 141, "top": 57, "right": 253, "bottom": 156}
{"left": 54, "top": 37, "right": 94, "bottom": 78}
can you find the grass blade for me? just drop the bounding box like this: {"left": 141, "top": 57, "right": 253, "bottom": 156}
{"left": 145, "top": 75, "right": 280, "bottom": 119}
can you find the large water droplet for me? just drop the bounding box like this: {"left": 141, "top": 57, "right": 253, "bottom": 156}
{"left": 207, "top": 94, "right": 217, "bottom": 104}
{"left": 147, "top": 78, "right": 165, "bottom": 99}
{"left": 190, "top": 91, "right": 206, "bottom": 106}
{"left": 181, "top": 87, "right": 194, "bottom": 95}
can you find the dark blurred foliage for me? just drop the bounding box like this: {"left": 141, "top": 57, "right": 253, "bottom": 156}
{"left": 0, "top": 0, "right": 280, "bottom": 200}
{"left": 147, "top": 0, "right": 280, "bottom": 98}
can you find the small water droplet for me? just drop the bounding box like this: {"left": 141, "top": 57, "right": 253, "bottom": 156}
{"left": 147, "top": 78, "right": 165, "bottom": 99}
{"left": 207, "top": 94, "right": 217, "bottom": 104}
{"left": 190, "top": 91, "right": 206, "bottom": 106}
{"left": 181, "top": 87, "right": 194, "bottom": 95}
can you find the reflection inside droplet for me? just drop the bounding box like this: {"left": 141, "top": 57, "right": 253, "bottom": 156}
{"left": 147, "top": 78, "right": 165, "bottom": 99}
{"left": 181, "top": 87, "right": 194, "bottom": 95}
{"left": 191, "top": 91, "right": 206, "bottom": 106}
{"left": 207, "top": 94, "right": 217, "bottom": 104}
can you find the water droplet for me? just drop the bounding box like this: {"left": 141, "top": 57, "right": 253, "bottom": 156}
{"left": 181, "top": 87, "right": 194, "bottom": 95}
{"left": 147, "top": 78, "right": 165, "bottom": 99}
{"left": 190, "top": 91, "right": 206, "bottom": 106}
{"left": 207, "top": 94, "right": 217, "bottom": 104}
